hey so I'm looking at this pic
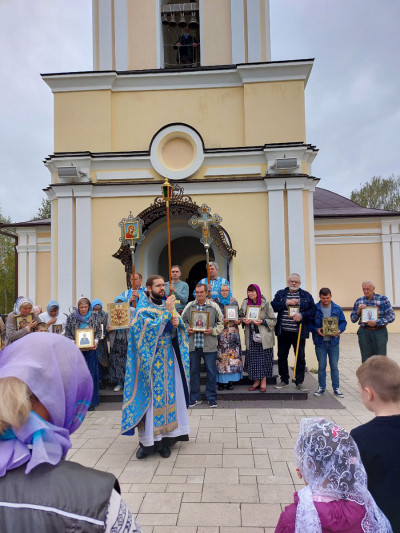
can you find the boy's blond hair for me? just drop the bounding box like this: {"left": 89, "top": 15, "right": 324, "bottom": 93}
{"left": 356, "top": 356, "right": 400, "bottom": 403}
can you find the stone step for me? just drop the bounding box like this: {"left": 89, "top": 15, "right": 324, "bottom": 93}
{"left": 100, "top": 380, "right": 308, "bottom": 402}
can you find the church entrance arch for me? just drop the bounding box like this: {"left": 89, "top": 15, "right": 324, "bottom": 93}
{"left": 113, "top": 185, "right": 236, "bottom": 289}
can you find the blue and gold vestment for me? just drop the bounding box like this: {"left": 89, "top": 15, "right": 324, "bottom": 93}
{"left": 121, "top": 295, "right": 190, "bottom": 436}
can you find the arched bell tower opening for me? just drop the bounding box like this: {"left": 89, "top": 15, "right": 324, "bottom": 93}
{"left": 112, "top": 186, "right": 235, "bottom": 289}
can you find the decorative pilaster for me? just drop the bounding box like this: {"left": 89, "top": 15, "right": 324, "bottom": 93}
{"left": 74, "top": 185, "right": 93, "bottom": 301}
{"left": 56, "top": 187, "right": 74, "bottom": 314}
{"left": 265, "top": 177, "right": 287, "bottom": 297}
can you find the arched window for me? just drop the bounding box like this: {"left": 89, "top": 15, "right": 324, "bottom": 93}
{"left": 161, "top": 1, "right": 200, "bottom": 69}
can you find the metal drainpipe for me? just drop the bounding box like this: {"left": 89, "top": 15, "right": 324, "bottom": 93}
{"left": 0, "top": 227, "right": 18, "bottom": 302}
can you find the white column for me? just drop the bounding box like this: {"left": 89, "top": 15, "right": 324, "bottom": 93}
{"left": 27, "top": 231, "right": 37, "bottom": 304}
{"left": 263, "top": 0, "right": 271, "bottom": 61}
{"left": 45, "top": 188, "right": 56, "bottom": 299}
{"left": 381, "top": 221, "right": 393, "bottom": 302}
{"left": 308, "top": 190, "right": 317, "bottom": 298}
{"left": 247, "top": 0, "right": 262, "bottom": 62}
{"left": 16, "top": 231, "right": 28, "bottom": 297}
{"left": 57, "top": 187, "right": 75, "bottom": 315}
{"left": 114, "top": 0, "right": 129, "bottom": 70}
{"left": 265, "top": 178, "right": 286, "bottom": 297}
{"left": 98, "top": 0, "right": 113, "bottom": 70}
{"left": 231, "top": 0, "right": 245, "bottom": 64}
{"left": 287, "top": 181, "right": 306, "bottom": 283}
{"left": 391, "top": 222, "right": 400, "bottom": 306}
{"left": 199, "top": 0, "right": 204, "bottom": 66}
{"left": 74, "top": 185, "right": 93, "bottom": 301}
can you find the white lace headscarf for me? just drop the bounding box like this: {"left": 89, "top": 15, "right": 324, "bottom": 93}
{"left": 294, "top": 418, "right": 392, "bottom": 533}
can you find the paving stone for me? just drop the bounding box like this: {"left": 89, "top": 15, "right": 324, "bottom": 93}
{"left": 152, "top": 475, "right": 187, "bottom": 484}
{"left": 182, "top": 493, "right": 202, "bottom": 502}
{"left": 251, "top": 437, "right": 281, "bottom": 449}
{"left": 119, "top": 493, "right": 145, "bottom": 513}
{"left": 204, "top": 467, "right": 238, "bottom": 484}
{"left": 179, "top": 443, "right": 223, "bottom": 455}
{"left": 70, "top": 448, "right": 105, "bottom": 467}
{"left": 210, "top": 432, "right": 238, "bottom": 443}
{"left": 95, "top": 453, "right": 131, "bottom": 468}
{"left": 118, "top": 461, "right": 158, "bottom": 484}
{"left": 258, "top": 484, "right": 294, "bottom": 504}
{"left": 136, "top": 513, "right": 177, "bottom": 526}
{"left": 241, "top": 503, "right": 282, "bottom": 527}
{"left": 166, "top": 483, "right": 203, "bottom": 493}
{"left": 175, "top": 455, "right": 222, "bottom": 468}
{"left": 140, "top": 492, "right": 182, "bottom": 513}
{"left": 261, "top": 425, "right": 291, "bottom": 437}
{"left": 187, "top": 475, "right": 204, "bottom": 484}
{"left": 221, "top": 528, "right": 264, "bottom": 533}
{"left": 153, "top": 526, "right": 197, "bottom": 533}
{"left": 129, "top": 484, "right": 167, "bottom": 493}
{"left": 223, "top": 454, "right": 254, "bottom": 468}
{"left": 178, "top": 503, "right": 241, "bottom": 526}
{"left": 202, "top": 483, "right": 259, "bottom": 503}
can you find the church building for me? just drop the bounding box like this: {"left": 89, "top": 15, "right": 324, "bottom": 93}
{"left": 10, "top": 0, "right": 400, "bottom": 333}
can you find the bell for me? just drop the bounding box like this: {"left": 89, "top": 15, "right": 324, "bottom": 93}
{"left": 169, "top": 12, "right": 177, "bottom": 27}
{"left": 178, "top": 12, "right": 187, "bottom": 28}
{"left": 188, "top": 12, "right": 198, "bottom": 29}
{"left": 162, "top": 12, "right": 169, "bottom": 25}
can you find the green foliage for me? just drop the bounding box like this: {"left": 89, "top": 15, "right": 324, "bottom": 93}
{"left": 0, "top": 209, "right": 16, "bottom": 314}
{"left": 33, "top": 197, "right": 51, "bottom": 220}
{"left": 350, "top": 174, "right": 400, "bottom": 211}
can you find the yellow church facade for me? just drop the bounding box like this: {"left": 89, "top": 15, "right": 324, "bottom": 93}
{"left": 13, "top": 0, "right": 400, "bottom": 333}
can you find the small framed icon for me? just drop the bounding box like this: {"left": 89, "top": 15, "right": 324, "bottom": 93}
{"left": 190, "top": 310, "right": 210, "bottom": 332}
{"left": 225, "top": 306, "right": 238, "bottom": 321}
{"left": 246, "top": 306, "right": 261, "bottom": 321}
{"left": 322, "top": 317, "right": 339, "bottom": 336}
{"left": 288, "top": 306, "right": 300, "bottom": 318}
{"left": 108, "top": 302, "right": 130, "bottom": 330}
{"left": 361, "top": 306, "right": 379, "bottom": 323}
{"left": 124, "top": 221, "right": 139, "bottom": 240}
{"left": 75, "top": 328, "right": 95, "bottom": 350}
{"left": 52, "top": 324, "right": 63, "bottom": 334}
{"left": 14, "top": 313, "right": 35, "bottom": 330}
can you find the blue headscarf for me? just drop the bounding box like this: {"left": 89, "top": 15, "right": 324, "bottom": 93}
{"left": 46, "top": 299, "right": 60, "bottom": 314}
{"left": 74, "top": 298, "right": 92, "bottom": 328}
{"left": 114, "top": 296, "right": 125, "bottom": 303}
{"left": 91, "top": 299, "right": 103, "bottom": 310}
{"left": 217, "top": 283, "right": 232, "bottom": 306}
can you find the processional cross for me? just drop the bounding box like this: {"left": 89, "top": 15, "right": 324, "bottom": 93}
{"left": 188, "top": 204, "right": 222, "bottom": 295}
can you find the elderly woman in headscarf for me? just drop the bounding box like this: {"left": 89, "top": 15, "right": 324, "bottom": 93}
{"left": 91, "top": 299, "right": 109, "bottom": 390}
{"left": 4, "top": 297, "right": 40, "bottom": 346}
{"left": 275, "top": 417, "right": 392, "bottom": 532}
{"left": 65, "top": 297, "right": 102, "bottom": 411}
{"left": 0, "top": 333, "right": 142, "bottom": 532}
{"left": 239, "top": 284, "right": 276, "bottom": 393}
{"left": 39, "top": 299, "right": 67, "bottom": 333}
{"left": 214, "top": 284, "right": 243, "bottom": 391}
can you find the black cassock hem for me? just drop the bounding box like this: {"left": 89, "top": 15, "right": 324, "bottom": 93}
{"left": 139, "top": 434, "right": 189, "bottom": 455}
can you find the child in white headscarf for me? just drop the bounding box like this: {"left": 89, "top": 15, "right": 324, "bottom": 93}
{"left": 275, "top": 417, "right": 392, "bottom": 533}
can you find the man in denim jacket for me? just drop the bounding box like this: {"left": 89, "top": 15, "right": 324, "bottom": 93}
{"left": 271, "top": 273, "right": 316, "bottom": 391}
{"left": 311, "top": 287, "right": 347, "bottom": 398}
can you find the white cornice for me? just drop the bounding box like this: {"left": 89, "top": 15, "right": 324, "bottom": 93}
{"left": 42, "top": 60, "right": 314, "bottom": 93}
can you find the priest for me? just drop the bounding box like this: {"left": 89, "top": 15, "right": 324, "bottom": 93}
{"left": 121, "top": 275, "right": 190, "bottom": 459}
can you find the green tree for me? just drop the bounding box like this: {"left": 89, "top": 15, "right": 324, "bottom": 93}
{"left": 350, "top": 174, "right": 400, "bottom": 211}
{"left": 0, "top": 209, "right": 16, "bottom": 314}
{"left": 33, "top": 197, "right": 51, "bottom": 220}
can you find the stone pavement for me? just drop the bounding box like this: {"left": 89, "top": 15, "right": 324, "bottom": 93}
{"left": 67, "top": 334, "right": 400, "bottom": 532}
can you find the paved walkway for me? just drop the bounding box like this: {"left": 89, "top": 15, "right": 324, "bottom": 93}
{"left": 68, "top": 334, "right": 400, "bottom": 532}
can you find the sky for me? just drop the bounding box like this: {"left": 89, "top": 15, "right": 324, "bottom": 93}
{"left": 0, "top": 0, "right": 399, "bottom": 222}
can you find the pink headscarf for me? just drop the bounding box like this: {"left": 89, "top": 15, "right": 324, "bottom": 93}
{"left": 247, "top": 284, "right": 262, "bottom": 306}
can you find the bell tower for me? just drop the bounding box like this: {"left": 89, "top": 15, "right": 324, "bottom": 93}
{"left": 92, "top": 0, "right": 271, "bottom": 71}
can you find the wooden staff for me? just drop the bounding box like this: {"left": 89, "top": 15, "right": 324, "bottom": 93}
{"left": 130, "top": 244, "right": 137, "bottom": 309}
{"left": 292, "top": 324, "right": 302, "bottom": 383}
{"left": 204, "top": 242, "right": 211, "bottom": 299}
{"left": 166, "top": 199, "right": 172, "bottom": 286}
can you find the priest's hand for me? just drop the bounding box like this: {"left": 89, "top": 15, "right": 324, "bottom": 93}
{"left": 165, "top": 295, "right": 176, "bottom": 313}
{"left": 171, "top": 315, "right": 179, "bottom": 327}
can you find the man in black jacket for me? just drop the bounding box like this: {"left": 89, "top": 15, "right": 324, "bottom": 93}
{"left": 271, "top": 273, "right": 316, "bottom": 391}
